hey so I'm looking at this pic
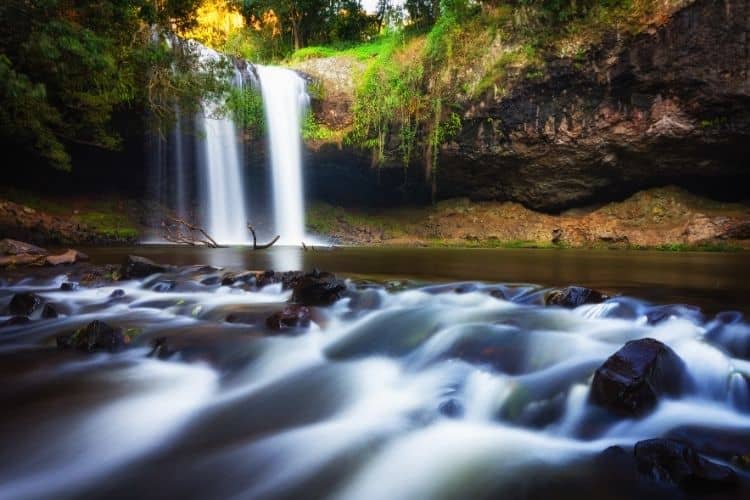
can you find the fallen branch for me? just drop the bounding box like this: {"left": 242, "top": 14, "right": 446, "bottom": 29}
{"left": 162, "top": 216, "right": 222, "bottom": 248}
{"left": 247, "top": 224, "right": 280, "bottom": 250}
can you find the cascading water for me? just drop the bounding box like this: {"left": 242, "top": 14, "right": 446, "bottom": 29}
{"left": 256, "top": 66, "right": 310, "bottom": 246}
{"left": 195, "top": 46, "right": 250, "bottom": 245}
{"left": 2, "top": 261, "right": 750, "bottom": 499}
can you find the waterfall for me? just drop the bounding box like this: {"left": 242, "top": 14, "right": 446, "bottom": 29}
{"left": 256, "top": 66, "right": 310, "bottom": 246}
{"left": 195, "top": 46, "right": 250, "bottom": 245}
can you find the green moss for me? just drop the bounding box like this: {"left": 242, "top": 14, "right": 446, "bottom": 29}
{"left": 72, "top": 211, "right": 138, "bottom": 240}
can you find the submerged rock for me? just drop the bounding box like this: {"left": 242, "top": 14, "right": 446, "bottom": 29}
{"left": 266, "top": 305, "right": 312, "bottom": 330}
{"left": 1, "top": 316, "right": 31, "bottom": 327}
{"left": 60, "top": 282, "right": 79, "bottom": 291}
{"left": 41, "top": 303, "right": 58, "bottom": 319}
{"left": 220, "top": 270, "right": 256, "bottom": 287}
{"left": 545, "top": 286, "right": 609, "bottom": 308}
{"left": 291, "top": 270, "right": 346, "bottom": 306}
{"left": 634, "top": 439, "right": 738, "bottom": 491}
{"left": 56, "top": 320, "right": 127, "bottom": 353}
{"left": 121, "top": 255, "right": 168, "bottom": 279}
{"left": 148, "top": 337, "right": 176, "bottom": 360}
{"left": 8, "top": 292, "right": 42, "bottom": 316}
{"left": 589, "top": 338, "right": 687, "bottom": 416}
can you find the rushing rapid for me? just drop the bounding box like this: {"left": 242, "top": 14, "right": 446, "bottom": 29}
{"left": 1, "top": 261, "right": 749, "bottom": 500}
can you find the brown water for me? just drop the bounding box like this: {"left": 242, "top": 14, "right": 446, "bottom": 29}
{"left": 80, "top": 246, "right": 750, "bottom": 314}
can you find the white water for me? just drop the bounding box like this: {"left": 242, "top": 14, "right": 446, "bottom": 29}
{"left": 196, "top": 46, "right": 250, "bottom": 245}
{"left": 2, "top": 269, "right": 750, "bottom": 498}
{"left": 257, "top": 66, "right": 311, "bottom": 246}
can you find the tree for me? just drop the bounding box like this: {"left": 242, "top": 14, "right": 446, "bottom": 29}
{"left": 236, "top": 0, "right": 328, "bottom": 50}
{"left": 0, "top": 0, "right": 204, "bottom": 170}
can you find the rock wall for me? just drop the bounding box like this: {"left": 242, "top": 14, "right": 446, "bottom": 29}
{"left": 306, "top": 0, "right": 750, "bottom": 211}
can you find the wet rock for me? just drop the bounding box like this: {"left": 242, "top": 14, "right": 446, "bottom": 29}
{"left": 109, "top": 289, "right": 125, "bottom": 298}
{"left": 200, "top": 276, "right": 221, "bottom": 286}
{"left": 545, "top": 286, "right": 609, "bottom": 308}
{"left": 266, "top": 305, "right": 312, "bottom": 330}
{"left": 255, "top": 270, "right": 305, "bottom": 290}
{"left": 8, "top": 292, "right": 42, "bottom": 316}
{"left": 422, "top": 282, "right": 479, "bottom": 295}
{"left": 45, "top": 249, "right": 89, "bottom": 266}
{"left": 0, "top": 239, "right": 47, "bottom": 255}
{"left": 291, "top": 270, "right": 346, "bottom": 306}
{"left": 1, "top": 316, "right": 31, "bottom": 327}
{"left": 347, "top": 289, "right": 383, "bottom": 311}
{"left": 634, "top": 439, "right": 738, "bottom": 491}
{"left": 221, "top": 270, "right": 256, "bottom": 286}
{"left": 121, "top": 255, "right": 168, "bottom": 279}
{"left": 60, "top": 282, "right": 79, "bottom": 291}
{"left": 56, "top": 320, "right": 127, "bottom": 353}
{"left": 438, "top": 399, "right": 463, "bottom": 418}
{"left": 665, "top": 426, "right": 750, "bottom": 464}
{"left": 589, "top": 338, "right": 688, "bottom": 416}
{"left": 41, "top": 303, "right": 58, "bottom": 319}
{"left": 148, "top": 337, "right": 176, "bottom": 360}
{"left": 645, "top": 304, "right": 703, "bottom": 325}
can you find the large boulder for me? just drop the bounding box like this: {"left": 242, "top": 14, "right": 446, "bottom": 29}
{"left": 291, "top": 270, "right": 346, "bottom": 306}
{"left": 545, "top": 286, "right": 609, "bottom": 308}
{"left": 634, "top": 439, "right": 738, "bottom": 491}
{"left": 589, "top": 338, "right": 688, "bottom": 416}
{"left": 121, "top": 255, "right": 168, "bottom": 279}
{"left": 56, "top": 320, "right": 127, "bottom": 353}
{"left": 0, "top": 239, "right": 47, "bottom": 255}
{"left": 8, "top": 292, "right": 42, "bottom": 316}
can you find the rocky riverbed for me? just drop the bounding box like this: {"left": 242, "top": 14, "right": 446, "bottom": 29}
{"left": 1, "top": 249, "right": 750, "bottom": 499}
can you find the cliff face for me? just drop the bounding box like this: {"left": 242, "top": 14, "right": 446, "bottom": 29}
{"left": 305, "top": 0, "right": 750, "bottom": 211}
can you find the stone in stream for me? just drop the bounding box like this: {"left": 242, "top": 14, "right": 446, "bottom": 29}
{"left": 41, "top": 303, "right": 58, "bottom": 319}
{"left": 121, "top": 255, "right": 168, "bottom": 279}
{"left": 1, "top": 316, "right": 31, "bottom": 328}
{"left": 220, "top": 270, "right": 256, "bottom": 287}
{"left": 109, "top": 289, "right": 126, "bottom": 299}
{"left": 60, "top": 281, "right": 79, "bottom": 291}
{"left": 8, "top": 292, "right": 42, "bottom": 316}
{"left": 56, "top": 320, "right": 128, "bottom": 353}
{"left": 544, "top": 286, "right": 609, "bottom": 308}
{"left": 266, "top": 305, "right": 312, "bottom": 330}
{"left": 589, "top": 338, "right": 688, "bottom": 417}
{"left": 291, "top": 270, "right": 346, "bottom": 306}
{"left": 634, "top": 439, "right": 738, "bottom": 491}
{"left": 148, "top": 337, "right": 176, "bottom": 360}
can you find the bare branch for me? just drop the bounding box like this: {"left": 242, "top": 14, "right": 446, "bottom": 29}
{"left": 162, "top": 216, "right": 223, "bottom": 248}
{"left": 247, "top": 224, "right": 280, "bottom": 250}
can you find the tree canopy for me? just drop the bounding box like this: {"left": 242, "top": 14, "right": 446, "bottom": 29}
{"left": 0, "top": 0, "right": 204, "bottom": 170}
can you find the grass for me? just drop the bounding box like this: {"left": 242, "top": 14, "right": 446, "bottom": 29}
{"left": 72, "top": 211, "right": 138, "bottom": 240}
{"left": 289, "top": 34, "right": 401, "bottom": 63}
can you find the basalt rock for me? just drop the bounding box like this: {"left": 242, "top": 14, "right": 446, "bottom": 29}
{"left": 545, "top": 286, "right": 608, "bottom": 308}
{"left": 589, "top": 338, "right": 687, "bottom": 417}
{"left": 634, "top": 439, "right": 738, "bottom": 491}
{"left": 121, "top": 255, "right": 168, "bottom": 279}
{"left": 0, "top": 239, "right": 47, "bottom": 256}
{"left": 306, "top": 0, "right": 750, "bottom": 212}
{"left": 266, "top": 305, "right": 312, "bottom": 330}
{"left": 56, "top": 320, "right": 127, "bottom": 353}
{"left": 291, "top": 270, "right": 346, "bottom": 306}
{"left": 41, "top": 303, "right": 58, "bottom": 319}
{"left": 8, "top": 292, "right": 42, "bottom": 316}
